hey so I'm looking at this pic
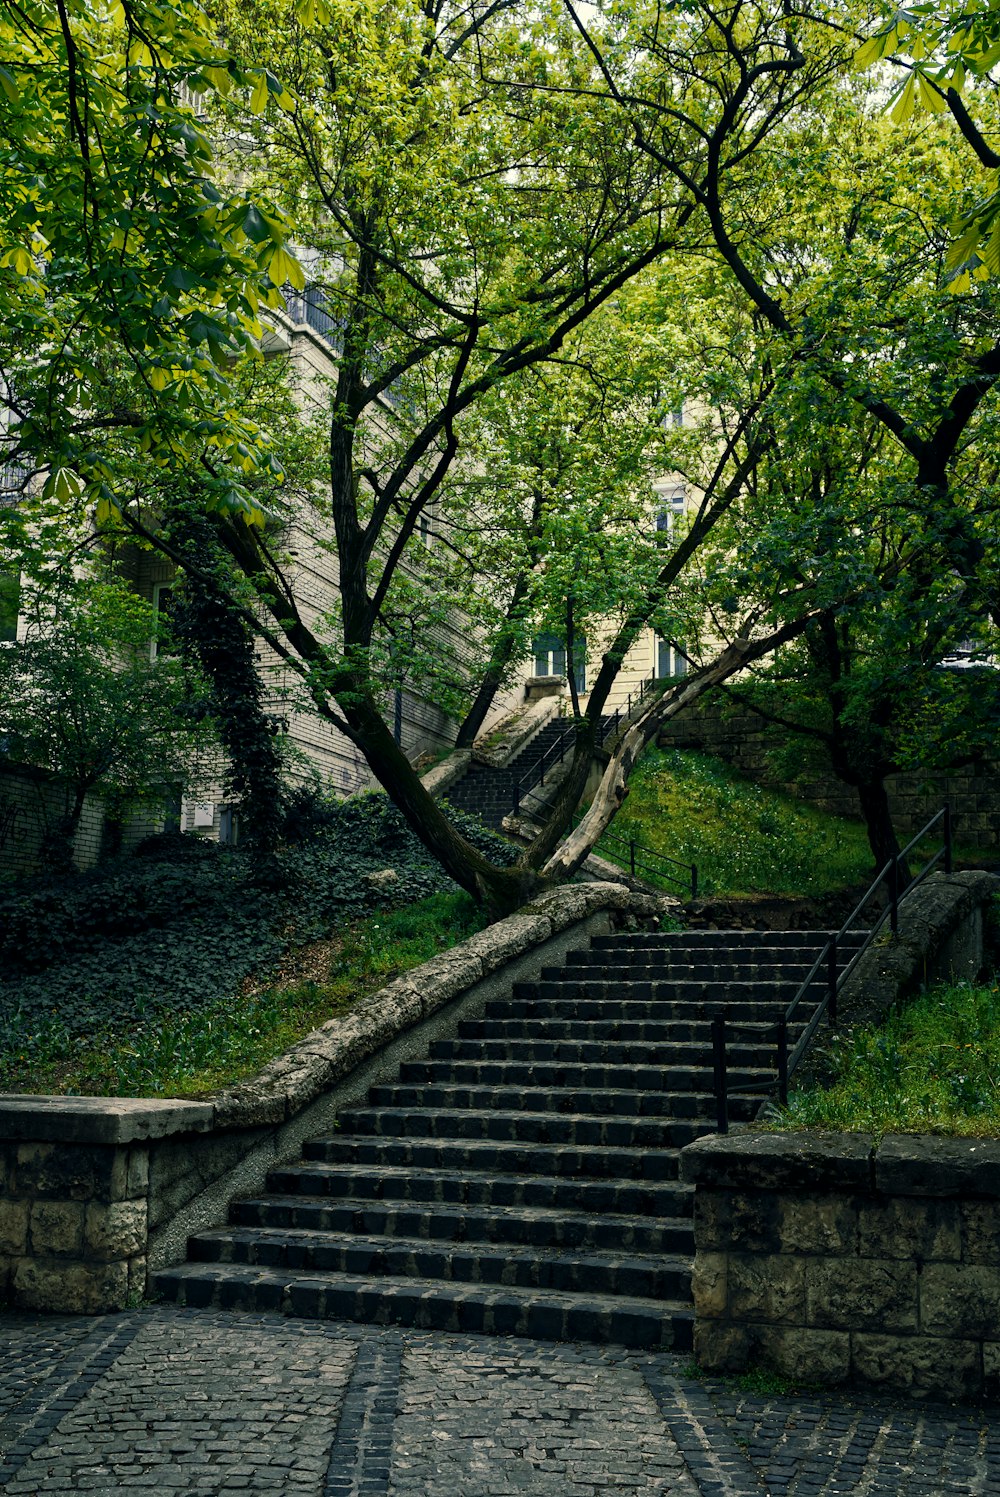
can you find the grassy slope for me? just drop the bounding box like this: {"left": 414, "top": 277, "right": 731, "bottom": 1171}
{"left": 592, "top": 747, "right": 878, "bottom": 898}
{"left": 781, "top": 975, "right": 1000, "bottom": 1137}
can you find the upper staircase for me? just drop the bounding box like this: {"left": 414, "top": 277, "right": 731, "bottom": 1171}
{"left": 153, "top": 926, "right": 866, "bottom": 1347}
{"left": 443, "top": 719, "right": 573, "bottom": 829}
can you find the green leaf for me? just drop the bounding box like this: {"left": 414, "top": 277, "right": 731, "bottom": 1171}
{"left": 890, "top": 75, "right": 916, "bottom": 124}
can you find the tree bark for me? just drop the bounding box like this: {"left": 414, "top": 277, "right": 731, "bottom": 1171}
{"left": 540, "top": 617, "right": 817, "bottom": 884}
{"left": 455, "top": 573, "right": 531, "bottom": 748}
{"left": 855, "top": 776, "right": 909, "bottom": 884}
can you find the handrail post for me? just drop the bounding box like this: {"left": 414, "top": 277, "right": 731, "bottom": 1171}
{"left": 828, "top": 939, "right": 838, "bottom": 1026}
{"left": 712, "top": 1016, "right": 729, "bottom": 1134}
{"left": 776, "top": 1017, "right": 788, "bottom": 1107}
{"left": 513, "top": 783, "right": 520, "bottom": 816}
{"left": 691, "top": 864, "right": 698, "bottom": 899}
{"left": 629, "top": 840, "right": 636, "bottom": 877}
{"left": 889, "top": 857, "right": 899, "bottom": 934}
{"left": 944, "top": 803, "right": 953, "bottom": 874}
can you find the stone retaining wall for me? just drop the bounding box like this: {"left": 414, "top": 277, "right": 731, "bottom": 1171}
{"left": 658, "top": 695, "right": 1000, "bottom": 850}
{"left": 0, "top": 882, "right": 672, "bottom": 1314}
{"left": 682, "top": 1131, "right": 1000, "bottom": 1401}
{"left": 682, "top": 870, "right": 1000, "bottom": 1400}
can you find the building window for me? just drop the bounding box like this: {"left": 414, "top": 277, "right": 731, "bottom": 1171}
{"left": 656, "top": 636, "right": 688, "bottom": 680}
{"left": 532, "top": 632, "right": 586, "bottom": 693}
{"left": 150, "top": 582, "right": 178, "bottom": 660}
{"left": 655, "top": 484, "right": 686, "bottom": 535}
{"left": 219, "top": 805, "right": 240, "bottom": 845}
{"left": 0, "top": 569, "right": 18, "bottom": 643}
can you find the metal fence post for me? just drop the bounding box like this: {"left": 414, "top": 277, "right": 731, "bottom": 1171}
{"left": 629, "top": 840, "right": 636, "bottom": 877}
{"left": 889, "top": 858, "right": 899, "bottom": 934}
{"left": 691, "top": 865, "right": 698, "bottom": 899}
{"left": 776, "top": 1017, "right": 788, "bottom": 1107}
{"left": 712, "top": 1016, "right": 729, "bottom": 1134}
{"left": 944, "top": 803, "right": 953, "bottom": 875}
{"left": 828, "top": 938, "right": 838, "bottom": 1026}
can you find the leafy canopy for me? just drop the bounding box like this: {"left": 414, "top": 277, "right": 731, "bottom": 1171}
{"left": 0, "top": 0, "right": 300, "bottom": 516}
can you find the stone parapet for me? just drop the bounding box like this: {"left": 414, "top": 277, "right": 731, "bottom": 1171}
{"left": 0, "top": 881, "right": 672, "bottom": 1313}
{"left": 682, "top": 1130, "right": 1000, "bottom": 1400}
{"left": 471, "top": 695, "right": 561, "bottom": 769}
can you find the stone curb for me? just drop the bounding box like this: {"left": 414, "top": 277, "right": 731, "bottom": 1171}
{"left": 681, "top": 1129, "right": 1000, "bottom": 1200}
{"left": 831, "top": 868, "right": 998, "bottom": 1031}
{"left": 471, "top": 696, "right": 560, "bottom": 768}
{"left": 419, "top": 749, "right": 471, "bottom": 798}
{"left": 210, "top": 881, "right": 671, "bottom": 1130}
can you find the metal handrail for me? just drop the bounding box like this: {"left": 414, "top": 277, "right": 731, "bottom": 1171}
{"left": 713, "top": 804, "right": 953, "bottom": 1134}
{"left": 581, "top": 818, "right": 698, "bottom": 898}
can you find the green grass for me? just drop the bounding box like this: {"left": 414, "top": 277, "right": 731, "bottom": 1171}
{"left": 779, "top": 976, "right": 1000, "bottom": 1137}
{"left": 0, "top": 892, "right": 486, "bottom": 1099}
{"left": 591, "top": 747, "right": 948, "bottom": 899}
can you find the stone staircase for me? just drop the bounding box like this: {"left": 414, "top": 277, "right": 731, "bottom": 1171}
{"left": 153, "top": 927, "right": 865, "bottom": 1347}
{"left": 443, "top": 719, "right": 578, "bottom": 829}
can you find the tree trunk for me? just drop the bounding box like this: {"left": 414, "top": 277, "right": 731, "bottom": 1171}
{"left": 455, "top": 575, "right": 531, "bottom": 748}
{"left": 855, "top": 776, "right": 909, "bottom": 884}
{"left": 540, "top": 619, "right": 816, "bottom": 884}
{"left": 343, "top": 686, "right": 546, "bottom": 917}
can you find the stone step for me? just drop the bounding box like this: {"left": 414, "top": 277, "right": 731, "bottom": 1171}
{"left": 500, "top": 999, "right": 813, "bottom": 1026}
{"left": 302, "top": 1134, "right": 682, "bottom": 1181}
{"left": 460, "top": 1018, "right": 794, "bottom": 1053}
{"left": 229, "top": 1195, "right": 692, "bottom": 1256}
{"left": 151, "top": 1262, "right": 694, "bottom": 1350}
{"left": 153, "top": 924, "right": 848, "bottom": 1351}
{"left": 482, "top": 1001, "right": 813, "bottom": 1031}
{"left": 264, "top": 1161, "right": 696, "bottom": 1216}
{"left": 511, "top": 979, "right": 818, "bottom": 1002}
{"left": 336, "top": 1106, "right": 699, "bottom": 1147}
{"left": 364, "top": 1085, "right": 720, "bottom": 1133}
{"left": 552, "top": 959, "right": 831, "bottom": 981}
{"left": 589, "top": 930, "right": 867, "bottom": 950}
{"left": 428, "top": 1037, "right": 780, "bottom": 1070}
{"left": 397, "top": 1057, "right": 771, "bottom": 1090}
{"left": 185, "top": 1226, "right": 691, "bottom": 1301}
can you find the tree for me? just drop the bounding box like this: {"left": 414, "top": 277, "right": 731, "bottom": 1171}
{"left": 855, "top": 1, "right": 1000, "bottom": 286}
{"left": 0, "top": 578, "right": 216, "bottom": 869}
{"left": 82, "top": 0, "right": 846, "bottom": 914}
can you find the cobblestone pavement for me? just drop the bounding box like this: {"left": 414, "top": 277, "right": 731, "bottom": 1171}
{"left": 1, "top": 1307, "right": 998, "bottom": 1496}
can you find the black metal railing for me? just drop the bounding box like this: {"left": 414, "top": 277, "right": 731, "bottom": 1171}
{"left": 511, "top": 718, "right": 578, "bottom": 816}
{"left": 585, "top": 819, "right": 698, "bottom": 898}
{"left": 712, "top": 805, "right": 953, "bottom": 1134}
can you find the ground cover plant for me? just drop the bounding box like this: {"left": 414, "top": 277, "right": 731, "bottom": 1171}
{"left": 779, "top": 975, "right": 1000, "bottom": 1138}
{"left": 591, "top": 748, "right": 889, "bottom": 898}
{"left": 0, "top": 793, "right": 505, "bottom": 1097}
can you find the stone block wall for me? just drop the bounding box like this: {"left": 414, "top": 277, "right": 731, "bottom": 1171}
{"left": 658, "top": 695, "right": 1000, "bottom": 850}
{"left": 682, "top": 1131, "right": 1000, "bottom": 1400}
{"left": 0, "top": 1126, "right": 155, "bottom": 1312}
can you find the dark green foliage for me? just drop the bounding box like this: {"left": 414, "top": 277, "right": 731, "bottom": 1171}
{"left": 169, "top": 513, "right": 287, "bottom": 861}
{"left": 0, "top": 791, "right": 516, "bottom": 1079}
